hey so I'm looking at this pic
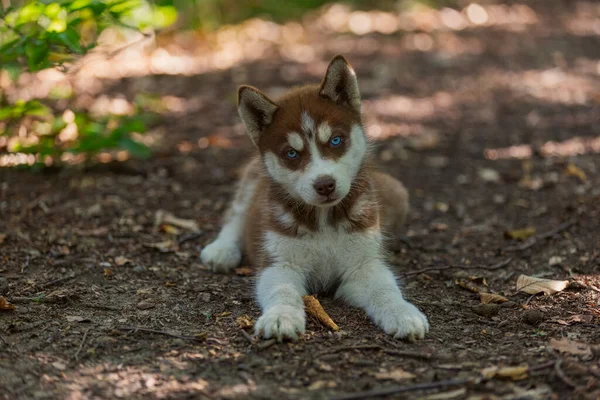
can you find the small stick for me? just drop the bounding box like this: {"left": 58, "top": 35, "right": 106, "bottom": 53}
{"left": 21, "top": 256, "right": 30, "bottom": 274}
{"left": 39, "top": 274, "right": 75, "bottom": 289}
{"left": 401, "top": 258, "right": 512, "bottom": 277}
{"left": 331, "top": 378, "right": 471, "bottom": 400}
{"left": 177, "top": 231, "right": 204, "bottom": 245}
{"left": 524, "top": 293, "right": 537, "bottom": 306}
{"left": 240, "top": 329, "right": 254, "bottom": 344}
{"left": 317, "top": 344, "right": 432, "bottom": 360}
{"left": 554, "top": 359, "right": 577, "bottom": 388}
{"left": 74, "top": 328, "right": 91, "bottom": 360}
{"left": 118, "top": 326, "right": 203, "bottom": 341}
{"left": 256, "top": 338, "right": 276, "bottom": 350}
{"left": 505, "top": 220, "right": 575, "bottom": 252}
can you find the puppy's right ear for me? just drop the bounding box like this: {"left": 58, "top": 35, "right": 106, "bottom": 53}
{"left": 237, "top": 85, "right": 279, "bottom": 146}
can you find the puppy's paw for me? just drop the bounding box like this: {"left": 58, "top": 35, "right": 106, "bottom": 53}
{"left": 200, "top": 240, "right": 242, "bottom": 273}
{"left": 375, "top": 300, "right": 429, "bottom": 341}
{"left": 255, "top": 305, "right": 305, "bottom": 342}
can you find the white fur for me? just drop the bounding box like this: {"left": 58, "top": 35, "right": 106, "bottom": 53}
{"left": 317, "top": 122, "right": 332, "bottom": 143}
{"left": 287, "top": 132, "right": 304, "bottom": 151}
{"left": 256, "top": 216, "right": 429, "bottom": 341}
{"left": 200, "top": 179, "right": 256, "bottom": 272}
{"left": 301, "top": 111, "right": 315, "bottom": 135}
{"left": 264, "top": 122, "right": 367, "bottom": 207}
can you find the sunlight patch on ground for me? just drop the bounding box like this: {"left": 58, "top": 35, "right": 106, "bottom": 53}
{"left": 484, "top": 136, "right": 600, "bottom": 160}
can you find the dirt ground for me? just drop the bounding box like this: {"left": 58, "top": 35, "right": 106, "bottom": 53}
{"left": 1, "top": 1, "right": 599, "bottom": 399}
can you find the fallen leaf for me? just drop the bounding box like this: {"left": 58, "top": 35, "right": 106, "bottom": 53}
{"left": 373, "top": 368, "right": 416, "bottom": 381}
{"left": 455, "top": 276, "right": 488, "bottom": 294}
{"left": 564, "top": 163, "right": 587, "bottom": 182}
{"left": 549, "top": 338, "right": 593, "bottom": 358}
{"left": 480, "top": 293, "right": 509, "bottom": 304}
{"left": 164, "top": 281, "right": 176, "bottom": 287}
{"left": 104, "top": 269, "right": 113, "bottom": 279}
{"left": 0, "top": 296, "right": 15, "bottom": 311}
{"left": 236, "top": 315, "right": 253, "bottom": 329}
{"left": 505, "top": 227, "right": 536, "bottom": 241}
{"left": 553, "top": 314, "right": 594, "bottom": 326}
{"left": 52, "top": 361, "right": 67, "bottom": 371}
{"left": 115, "top": 256, "right": 131, "bottom": 266}
{"left": 303, "top": 295, "right": 339, "bottom": 331}
{"left": 516, "top": 275, "right": 568, "bottom": 295}
{"left": 481, "top": 365, "right": 528, "bottom": 380}
{"left": 0, "top": 234, "right": 6, "bottom": 244}
{"left": 155, "top": 210, "right": 199, "bottom": 232}
{"left": 234, "top": 266, "right": 255, "bottom": 276}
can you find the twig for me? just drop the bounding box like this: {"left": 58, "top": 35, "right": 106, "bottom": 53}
{"left": 240, "top": 329, "right": 254, "bottom": 344}
{"left": 256, "top": 338, "right": 276, "bottom": 350}
{"left": 74, "top": 328, "right": 91, "bottom": 361}
{"left": 524, "top": 293, "right": 537, "bottom": 306}
{"left": 39, "top": 274, "right": 75, "bottom": 289}
{"left": 177, "top": 231, "right": 204, "bottom": 245}
{"left": 317, "top": 344, "right": 432, "bottom": 360}
{"left": 505, "top": 220, "right": 575, "bottom": 252}
{"left": 528, "top": 360, "right": 556, "bottom": 372}
{"left": 331, "top": 378, "right": 471, "bottom": 400}
{"left": 401, "top": 258, "right": 512, "bottom": 277}
{"left": 118, "top": 326, "right": 204, "bottom": 341}
{"left": 554, "top": 359, "right": 577, "bottom": 388}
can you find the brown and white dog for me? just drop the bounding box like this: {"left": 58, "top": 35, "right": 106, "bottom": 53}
{"left": 201, "top": 55, "right": 429, "bottom": 342}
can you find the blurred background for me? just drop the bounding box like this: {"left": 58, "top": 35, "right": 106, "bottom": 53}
{"left": 1, "top": 0, "right": 599, "bottom": 169}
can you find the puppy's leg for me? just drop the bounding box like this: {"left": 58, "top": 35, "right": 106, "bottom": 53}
{"left": 201, "top": 159, "right": 259, "bottom": 272}
{"left": 373, "top": 172, "right": 409, "bottom": 231}
{"left": 336, "top": 261, "right": 429, "bottom": 341}
{"left": 254, "top": 263, "right": 307, "bottom": 342}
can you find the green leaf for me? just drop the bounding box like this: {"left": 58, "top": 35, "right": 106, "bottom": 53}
{"left": 55, "top": 28, "right": 84, "bottom": 53}
{"left": 0, "top": 107, "right": 14, "bottom": 121}
{"left": 25, "top": 41, "right": 49, "bottom": 71}
{"left": 119, "top": 136, "right": 151, "bottom": 158}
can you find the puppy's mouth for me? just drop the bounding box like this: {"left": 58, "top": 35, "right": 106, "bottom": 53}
{"left": 318, "top": 195, "right": 341, "bottom": 206}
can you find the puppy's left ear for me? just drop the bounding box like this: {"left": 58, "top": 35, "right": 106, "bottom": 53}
{"left": 319, "top": 55, "right": 361, "bottom": 113}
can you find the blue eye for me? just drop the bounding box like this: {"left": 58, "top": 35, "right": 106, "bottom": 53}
{"left": 330, "top": 136, "right": 342, "bottom": 147}
{"left": 286, "top": 149, "right": 298, "bottom": 159}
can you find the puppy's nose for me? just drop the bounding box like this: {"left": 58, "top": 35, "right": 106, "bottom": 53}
{"left": 313, "top": 176, "right": 336, "bottom": 196}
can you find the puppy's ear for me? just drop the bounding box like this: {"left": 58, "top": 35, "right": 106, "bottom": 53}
{"left": 319, "top": 55, "right": 361, "bottom": 113}
{"left": 238, "top": 85, "right": 279, "bottom": 146}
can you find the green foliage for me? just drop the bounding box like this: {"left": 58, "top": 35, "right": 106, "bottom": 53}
{"left": 0, "top": 1, "right": 175, "bottom": 167}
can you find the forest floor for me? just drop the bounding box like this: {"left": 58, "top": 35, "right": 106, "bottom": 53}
{"left": 1, "top": 1, "right": 599, "bottom": 399}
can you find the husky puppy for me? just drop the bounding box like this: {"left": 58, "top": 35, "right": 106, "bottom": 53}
{"left": 201, "top": 55, "right": 429, "bottom": 342}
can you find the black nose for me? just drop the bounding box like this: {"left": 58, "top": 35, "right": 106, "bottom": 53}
{"left": 313, "top": 177, "right": 336, "bottom": 196}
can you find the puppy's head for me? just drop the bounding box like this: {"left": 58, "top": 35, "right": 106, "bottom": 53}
{"left": 237, "top": 55, "right": 367, "bottom": 207}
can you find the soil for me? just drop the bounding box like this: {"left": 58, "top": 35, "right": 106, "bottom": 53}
{"left": 1, "top": 1, "right": 599, "bottom": 399}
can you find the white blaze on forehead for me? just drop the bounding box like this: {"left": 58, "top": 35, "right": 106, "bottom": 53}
{"left": 301, "top": 111, "right": 315, "bottom": 136}
{"left": 317, "top": 122, "right": 332, "bottom": 143}
{"left": 287, "top": 132, "right": 304, "bottom": 151}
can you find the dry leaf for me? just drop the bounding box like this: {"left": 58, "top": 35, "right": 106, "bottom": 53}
{"left": 236, "top": 315, "right": 253, "bottom": 329}
{"left": 234, "top": 266, "right": 255, "bottom": 276}
{"left": 143, "top": 240, "right": 176, "bottom": 253}
{"left": 104, "top": 269, "right": 113, "bottom": 279}
{"left": 115, "top": 256, "right": 131, "bottom": 266}
{"left": 303, "top": 295, "right": 339, "bottom": 331}
{"left": 482, "top": 365, "right": 528, "bottom": 380}
{"left": 0, "top": 233, "right": 6, "bottom": 244}
{"left": 480, "top": 293, "right": 509, "bottom": 304}
{"left": 456, "top": 276, "right": 488, "bottom": 294}
{"left": 0, "top": 296, "right": 15, "bottom": 311}
{"left": 160, "top": 224, "right": 181, "bottom": 235}
{"left": 155, "top": 210, "right": 199, "bottom": 232}
{"left": 554, "top": 314, "right": 593, "bottom": 326}
{"left": 66, "top": 315, "right": 90, "bottom": 323}
{"left": 421, "top": 388, "right": 467, "bottom": 400}
{"left": 549, "top": 338, "right": 593, "bottom": 358}
{"left": 374, "top": 368, "right": 416, "bottom": 381}
{"left": 564, "top": 163, "right": 587, "bottom": 182}
{"left": 505, "top": 227, "right": 536, "bottom": 241}
{"left": 52, "top": 361, "right": 67, "bottom": 370}
{"left": 516, "top": 275, "right": 568, "bottom": 295}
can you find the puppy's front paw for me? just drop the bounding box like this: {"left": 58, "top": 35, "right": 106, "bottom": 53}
{"left": 200, "top": 240, "right": 242, "bottom": 273}
{"left": 255, "top": 305, "right": 305, "bottom": 342}
{"left": 375, "top": 300, "right": 429, "bottom": 341}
